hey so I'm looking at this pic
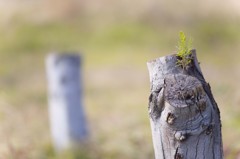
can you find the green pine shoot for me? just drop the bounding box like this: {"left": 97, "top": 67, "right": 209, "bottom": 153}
{"left": 176, "top": 31, "right": 193, "bottom": 70}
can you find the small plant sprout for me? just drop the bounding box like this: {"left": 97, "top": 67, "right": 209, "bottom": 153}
{"left": 176, "top": 31, "right": 193, "bottom": 70}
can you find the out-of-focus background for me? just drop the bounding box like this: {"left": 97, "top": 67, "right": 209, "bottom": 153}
{"left": 0, "top": 0, "right": 240, "bottom": 158}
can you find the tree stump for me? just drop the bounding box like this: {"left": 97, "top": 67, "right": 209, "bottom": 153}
{"left": 147, "top": 50, "right": 223, "bottom": 159}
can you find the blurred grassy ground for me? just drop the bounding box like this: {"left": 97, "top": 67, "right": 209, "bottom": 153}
{"left": 0, "top": 1, "right": 240, "bottom": 158}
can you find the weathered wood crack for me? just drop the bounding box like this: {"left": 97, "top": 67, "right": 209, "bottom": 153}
{"left": 147, "top": 50, "right": 223, "bottom": 159}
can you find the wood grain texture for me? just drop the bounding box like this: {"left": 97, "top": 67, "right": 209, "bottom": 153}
{"left": 147, "top": 50, "right": 223, "bottom": 159}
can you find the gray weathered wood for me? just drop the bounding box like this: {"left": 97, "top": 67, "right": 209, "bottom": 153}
{"left": 147, "top": 50, "right": 223, "bottom": 159}
{"left": 46, "top": 53, "right": 88, "bottom": 151}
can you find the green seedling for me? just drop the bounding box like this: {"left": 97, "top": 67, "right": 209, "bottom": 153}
{"left": 176, "top": 31, "right": 193, "bottom": 70}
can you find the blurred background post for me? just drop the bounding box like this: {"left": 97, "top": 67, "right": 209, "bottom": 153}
{"left": 46, "top": 53, "right": 88, "bottom": 152}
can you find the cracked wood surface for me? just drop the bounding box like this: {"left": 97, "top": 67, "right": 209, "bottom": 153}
{"left": 147, "top": 50, "right": 223, "bottom": 159}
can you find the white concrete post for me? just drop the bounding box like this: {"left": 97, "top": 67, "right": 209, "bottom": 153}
{"left": 46, "top": 53, "right": 88, "bottom": 151}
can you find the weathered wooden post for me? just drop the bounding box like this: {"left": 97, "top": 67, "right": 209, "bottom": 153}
{"left": 46, "top": 53, "right": 88, "bottom": 151}
{"left": 147, "top": 50, "right": 223, "bottom": 159}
